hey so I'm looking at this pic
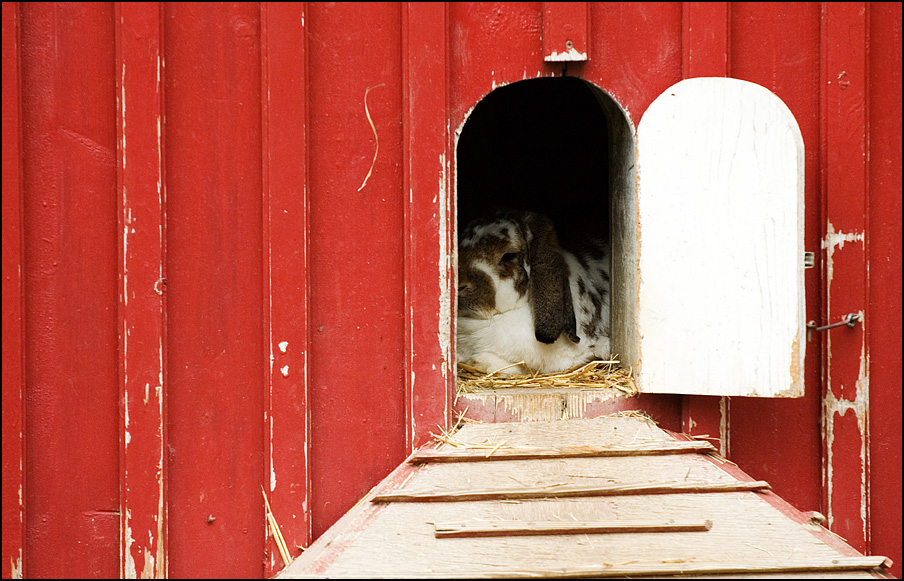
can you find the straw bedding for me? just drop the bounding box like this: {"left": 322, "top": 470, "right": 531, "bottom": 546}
{"left": 456, "top": 359, "right": 638, "bottom": 396}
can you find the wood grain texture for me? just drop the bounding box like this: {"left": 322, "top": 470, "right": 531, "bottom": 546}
{"left": 281, "top": 417, "right": 887, "bottom": 578}
{"left": 163, "top": 4, "right": 266, "bottom": 576}
{"left": 115, "top": 3, "right": 167, "bottom": 577}
{"left": 20, "top": 4, "right": 121, "bottom": 576}
{"left": 637, "top": 77, "right": 805, "bottom": 397}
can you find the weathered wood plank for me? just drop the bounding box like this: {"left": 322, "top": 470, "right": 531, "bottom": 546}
{"left": 444, "top": 415, "right": 673, "bottom": 447}
{"left": 287, "top": 495, "right": 885, "bottom": 578}
{"left": 281, "top": 417, "right": 886, "bottom": 579}
{"left": 372, "top": 480, "right": 770, "bottom": 503}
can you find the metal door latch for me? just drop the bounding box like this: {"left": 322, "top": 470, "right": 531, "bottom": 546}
{"left": 806, "top": 312, "right": 861, "bottom": 341}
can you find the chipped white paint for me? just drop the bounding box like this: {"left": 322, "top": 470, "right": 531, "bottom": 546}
{"left": 636, "top": 77, "right": 805, "bottom": 397}
{"left": 120, "top": 62, "right": 129, "bottom": 312}
{"left": 438, "top": 152, "right": 453, "bottom": 407}
{"left": 268, "top": 334, "right": 274, "bottom": 373}
{"left": 120, "top": 62, "right": 127, "bottom": 170}
{"left": 407, "top": 174, "right": 416, "bottom": 440}
{"left": 154, "top": 421, "right": 165, "bottom": 578}
{"left": 123, "top": 507, "right": 161, "bottom": 578}
{"left": 821, "top": 222, "right": 869, "bottom": 540}
{"left": 122, "top": 218, "right": 129, "bottom": 308}
{"left": 271, "top": 411, "right": 277, "bottom": 492}
{"left": 409, "top": 301, "right": 416, "bottom": 426}
{"left": 142, "top": 530, "right": 157, "bottom": 578}
{"left": 124, "top": 391, "right": 131, "bottom": 446}
{"left": 124, "top": 506, "right": 162, "bottom": 579}
{"left": 822, "top": 225, "right": 864, "bottom": 252}
{"left": 822, "top": 221, "right": 864, "bottom": 307}
{"left": 278, "top": 340, "right": 289, "bottom": 353}
{"left": 822, "top": 314, "right": 870, "bottom": 537}
{"left": 122, "top": 318, "right": 129, "bottom": 405}
{"left": 119, "top": 21, "right": 167, "bottom": 579}
{"left": 280, "top": 365, "right": 289, "bottom": 378}
{"left": 544, "top": 47, "right": 588, "bottom": 62}
{"left": 156, "top": 339, "right": 165, "bottom": 580}
{"left": 10, "top": 552, "right": 22, "bottom": 579}
{"left": 124, "top": 511, "right": 160, "bottom": 579}
{"left": 157, "top": 55, "right": 163, "bottom": 211}
{"left": 124, "top": 508, "right": 136, "bottom": 579}
{"left": 158, "top": 344, "right": 164, "bottom": 417}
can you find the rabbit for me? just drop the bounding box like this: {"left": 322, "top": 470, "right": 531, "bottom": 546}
{"left": 456, "top": 210, "right": 611, "bottom": 375}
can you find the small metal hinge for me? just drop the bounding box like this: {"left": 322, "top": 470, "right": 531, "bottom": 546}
{"left": 804, "top": 252, "right": 816, "bottom": 269}
{"left": 806, "top": 312, "right": 861, "bottom": 341}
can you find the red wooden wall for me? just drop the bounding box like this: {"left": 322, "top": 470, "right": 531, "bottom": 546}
{"left": 2, "top": 2, "right": 900, "bottom": 578}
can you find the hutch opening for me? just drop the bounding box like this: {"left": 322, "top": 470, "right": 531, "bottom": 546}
{"left": 455, "top": 76, "right": 638, "bottom": 371}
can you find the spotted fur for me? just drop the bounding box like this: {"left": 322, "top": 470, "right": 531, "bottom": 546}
{"left": 457, "top": 210, "right": 611, "bottom": 375}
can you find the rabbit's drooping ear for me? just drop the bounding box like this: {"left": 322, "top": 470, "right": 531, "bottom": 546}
{"left": 521, "top": 212, "right": 579, "bottom": 345}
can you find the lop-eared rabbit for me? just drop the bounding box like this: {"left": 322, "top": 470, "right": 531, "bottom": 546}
{"left": 457, "top": 210, "right": 610, "bottom": 375}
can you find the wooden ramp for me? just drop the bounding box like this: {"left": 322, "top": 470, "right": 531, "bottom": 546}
{"left": 279, "top": 416, "right": 891, "bottom": 578}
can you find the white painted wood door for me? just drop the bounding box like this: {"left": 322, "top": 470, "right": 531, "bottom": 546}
{"left": 636, "top": 77, "right": 805, "bottom": 397}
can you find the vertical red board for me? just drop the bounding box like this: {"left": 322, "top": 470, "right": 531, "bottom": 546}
{"left": 542, "top": 2, "right": 589, "bottom": 61}
{"left": 2, "top": 3, "right": 24, "bottom": 578}
{"left": 448, "top": 2, "right": 546, "bottom": 124}
{"left": 725, "top": 2, "right": 824, "bottom": 516}
{"left": 3, "top": 3, "right": 899, "bottom": 576}
{"left": 262, "top": 1, "right": 311, "bottom": 572}
{"left": 163, "top": 3, "right": 265, "bottom": 577}
{"left": 404, "top": 2, "right": 454, "bottom": 450}
{"left": 682, "top": 1, "right": 729, "bottom": 77}
{"left": 586, "top": 2, "right": 683, "bottom": 116}
{"left": 866, "top": 3, "right": 903, "bottom": 576}
{"left": 821, "top": 1, "right": 869, "bottom": 554}
{"left": 19, "top": 3, "right": 121, "bottom": 577}
{"left": 116, "top": 3, "right": 167, "bottom": 577}
{"left": 306, "top": 2, "right": 408, "bottom": 540}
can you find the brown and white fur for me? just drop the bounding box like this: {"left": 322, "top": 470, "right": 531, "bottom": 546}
{"left": 456, "top": 210, "right": 610, "bottom": 375}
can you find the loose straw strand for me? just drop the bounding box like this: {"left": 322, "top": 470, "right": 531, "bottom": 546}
{"left": 357, "top": 83, "right": 385, "bottom": 192}
{"left": 262, "top": 487, "right": 293, "bottom": 567}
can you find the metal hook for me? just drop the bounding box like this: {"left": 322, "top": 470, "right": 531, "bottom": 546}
{"left": 806, "top": 312, "right": 861, "bottom": 341}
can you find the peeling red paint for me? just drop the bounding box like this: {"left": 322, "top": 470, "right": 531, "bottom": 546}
{"left": 3, "top": 3, "right": 899, "bottom": 578}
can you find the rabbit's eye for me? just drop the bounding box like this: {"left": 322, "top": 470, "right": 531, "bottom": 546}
{"left": 500, "top": 252, "right": 519, "bottom": 265}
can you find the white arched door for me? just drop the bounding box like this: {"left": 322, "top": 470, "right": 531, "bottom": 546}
{"left": 636, "top": 77, "right": 805, "bottom": 397}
